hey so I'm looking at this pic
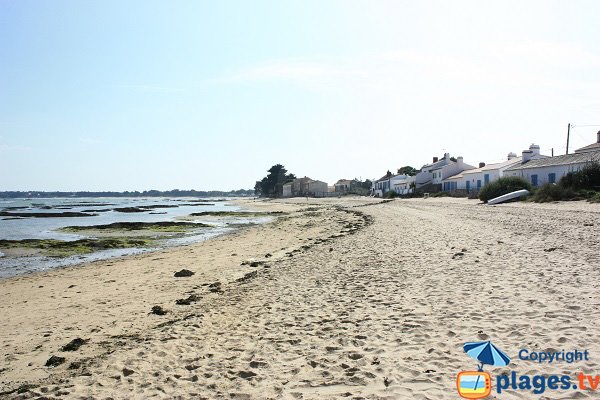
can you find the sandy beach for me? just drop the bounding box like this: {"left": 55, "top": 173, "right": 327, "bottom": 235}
{"left": 1, "top": 197, "right": 599, "bottom": 399}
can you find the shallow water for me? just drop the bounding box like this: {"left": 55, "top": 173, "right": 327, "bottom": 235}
{"left": 0, "top": 197, "right": 265, "bottom": 278}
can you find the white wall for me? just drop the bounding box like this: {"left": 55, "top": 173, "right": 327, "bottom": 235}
{"left": 506, "top": 164, "right": 588, "bottom": 186}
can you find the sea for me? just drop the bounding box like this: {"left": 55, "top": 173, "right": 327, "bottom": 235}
{"left": 0, "top": 197, "right": 265, "bottom": 278}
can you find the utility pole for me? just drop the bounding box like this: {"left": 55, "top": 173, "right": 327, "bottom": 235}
{"left": 551, "top": 148, "right": 554, "bottom": 157}
{"left": 566, "top": 123, "right": 571, "bottom": 154}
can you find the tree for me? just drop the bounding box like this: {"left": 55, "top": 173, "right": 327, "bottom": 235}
{"left": 255, "top": 164, "right": 296, "bottom": 198}
{"left": 397, "top": 166, "right": 418, "bottom": 176}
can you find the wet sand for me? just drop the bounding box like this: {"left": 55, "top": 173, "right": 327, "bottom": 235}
{"left": 1, "top": 197, "right": 599, "bottom": 399}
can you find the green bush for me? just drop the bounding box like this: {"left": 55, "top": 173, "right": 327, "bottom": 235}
{"left": 589, "top": 192, "right": 600, "bottom": 203}
{"left": 478, "top": 176, "right": 532, "bottom": 202}
{"left": 383, "top": 191, "right": 398, "bottom": 199}
{"left": 532, "top": 184, "right": 578, "bottom": 202}
{"left": 560, "top": 161, "right": 600, "bottom": 190}
{"left": 430, "top": 191, "right": 450, "bottom": 197}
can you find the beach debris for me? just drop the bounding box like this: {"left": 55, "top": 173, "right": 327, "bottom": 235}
{"left": 238, "top": 370, "right": 257, "bottom": 379}
{"left": 236, "top": 271, "right": 258, "bottom": 283}
{"left": 544, "top": 247, "right": 558, "bottom": 252}
{"left": 150, "top": 306, "right": 167, "bottom": 315}
{"left": 208, "top": 282, "right": 222, "bottom": 293}
{"left": 452, "top": 252, "right": 465, "bottom": 259}
{"left": 329, "top": 247, "right": 334, "bottom": 252}
{"left": 174, "top": 269, "right": 195, "bottom": 277}
{"left": 383, "top": 377, "right": 391, "bottom": 387}
{"left": 61, "top": 338, "right": 88, "bottom": 352}
{"left": 265, "top": 253, "right": 272, "bottom": 258}
{"left": 67, "top": 284, "right": 76, "bottom": 289}
{"left": 68, "top": 362, "right": 82, "bottom": 370}
{"left": 122, "top": 367, "right": 135, "bottom": 377}
{"left": 16, "top": 384, "right": 38, "bottom": 394}
{"left": 249, "top": 360, "right": 268, "bottom": 368}
{"left": 176, "top": 294, "right": 200, "bottom": 305}
{"left": 242, "top": 260, "right": 265, "bottom": 268}
{"left": 584, "top": 223, "right": 594, "bottom": 226}
{"left": 45, "top": 355, "right": 66, "bottom": 368}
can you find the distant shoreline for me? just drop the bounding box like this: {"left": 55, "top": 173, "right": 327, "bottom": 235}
{"left": 0, "top": 190, "right": 255, "bottom": 198}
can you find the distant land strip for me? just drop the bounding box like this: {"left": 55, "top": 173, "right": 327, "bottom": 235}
{"left": 0, "top": 189, "right": 255, "bottom": 198}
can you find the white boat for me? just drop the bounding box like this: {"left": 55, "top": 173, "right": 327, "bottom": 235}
{"left": 487, "top": 189, "right": 530, "bottom": 205}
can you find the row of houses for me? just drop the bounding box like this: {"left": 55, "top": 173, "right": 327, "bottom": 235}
{"left": 372, "top": 131, "right": 600, "bottom": 196}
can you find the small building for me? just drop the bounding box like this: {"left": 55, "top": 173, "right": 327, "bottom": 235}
{"left": 334, "top": 179, "right": 353, "bottom": 193}
{"left": 282, "top": 183, "right": 293, "bottom": 197}
{"left": 392, "top": 175, "right": 416, "bottom": 195}
{"left": 416, "top": 153, "right": 475, "bottom": 192}
{"left": 282, "top": 176, "right": 329, "bottom": 197}
{"left": 504, "top": 135, "right": 600, "bottom": 187}
{"left": 307, "top": 180, "right": 328, "bottom": 196}
{"left": 372, "top": 171, "right": 393, "bottom": 197}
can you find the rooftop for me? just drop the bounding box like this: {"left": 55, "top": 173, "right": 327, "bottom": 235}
{"left": 505, "top": 151, "right": 600, "bottom": 171}
{"left": 575, "top": 142, "right": 600, "bottom": 153}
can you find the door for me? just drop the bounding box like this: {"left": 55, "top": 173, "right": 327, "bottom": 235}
{"left": 466, "top": 180, "right": 470, "bottom": 192}
{"left": 531, "top": 175, "right": 538, "bottom": 186}
{"left": 484, "top": 174, "right": 490, "bottom": 185}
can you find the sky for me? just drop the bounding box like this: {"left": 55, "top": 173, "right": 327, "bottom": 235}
{"left": 1, "top": 0, "right": 600, "bottom": 191}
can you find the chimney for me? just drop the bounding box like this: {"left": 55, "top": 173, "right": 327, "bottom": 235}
{"left": 597, "top": 130, "right": 600, "bottom": 143}
{"left": 529, "top": 144, "right": 540, "bottom": 156}
{"left": 507, "top": 152, "right": 517, "bottom": 160}
{"left": 457, "top": 156, "right": 463, "bottom": 165}
{"left": 433, "top": 156, "right": 439, "bottom": 163}
{"left": 522, "top": 149, "right": 533, "bottom": 163}
{"left": 444, "top": 153, "right": 450, "bottom": 160}
{"left": 479, "top": 162, "right": 486, "bottom": 168}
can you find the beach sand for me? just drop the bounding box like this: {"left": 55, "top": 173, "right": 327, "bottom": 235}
{"left": 1, "top": 197, "right": 599, "bottom": 399}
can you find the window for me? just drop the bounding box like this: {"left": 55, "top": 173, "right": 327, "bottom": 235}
{"left": 531, "top": 174, "right": 538, "bottom": 186}
{"left": 549, "top": 173, "right": 556, "bottom": 183}
{"left": 484, "top": 174, "right": 490, "bottom": 185}
{"left": 477, "top": 180, "right": 482, "bottom": 189}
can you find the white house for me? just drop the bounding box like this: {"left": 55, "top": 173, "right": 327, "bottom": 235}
{"left": 442, "top": 145, "right": 549, "bottom": 192}
{"left": 372, "top": 171, "right": 393, "bottom": 197}
{"left": 392, "top": 175, "right": 416, "bottom": 195}
{"left": 416, "top": 153, "right": 475, "bottom": 191}
{"left": 504, "top": 135, "right": 600, "bottom": 187}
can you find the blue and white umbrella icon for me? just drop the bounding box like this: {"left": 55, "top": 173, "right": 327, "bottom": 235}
{"left": 463, "top": 341, "right": 511, "bottom": 395}
{"left": 464, "top": 340, "right": 511, "bottom": 371}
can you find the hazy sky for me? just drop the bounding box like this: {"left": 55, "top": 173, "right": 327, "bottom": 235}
{"left": 1, "top": 0, "right": 600, "bottom": 191}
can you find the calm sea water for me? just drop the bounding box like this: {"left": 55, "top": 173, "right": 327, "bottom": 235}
{"left": 0, "top": 197, "right": 264, "bottom": 278}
